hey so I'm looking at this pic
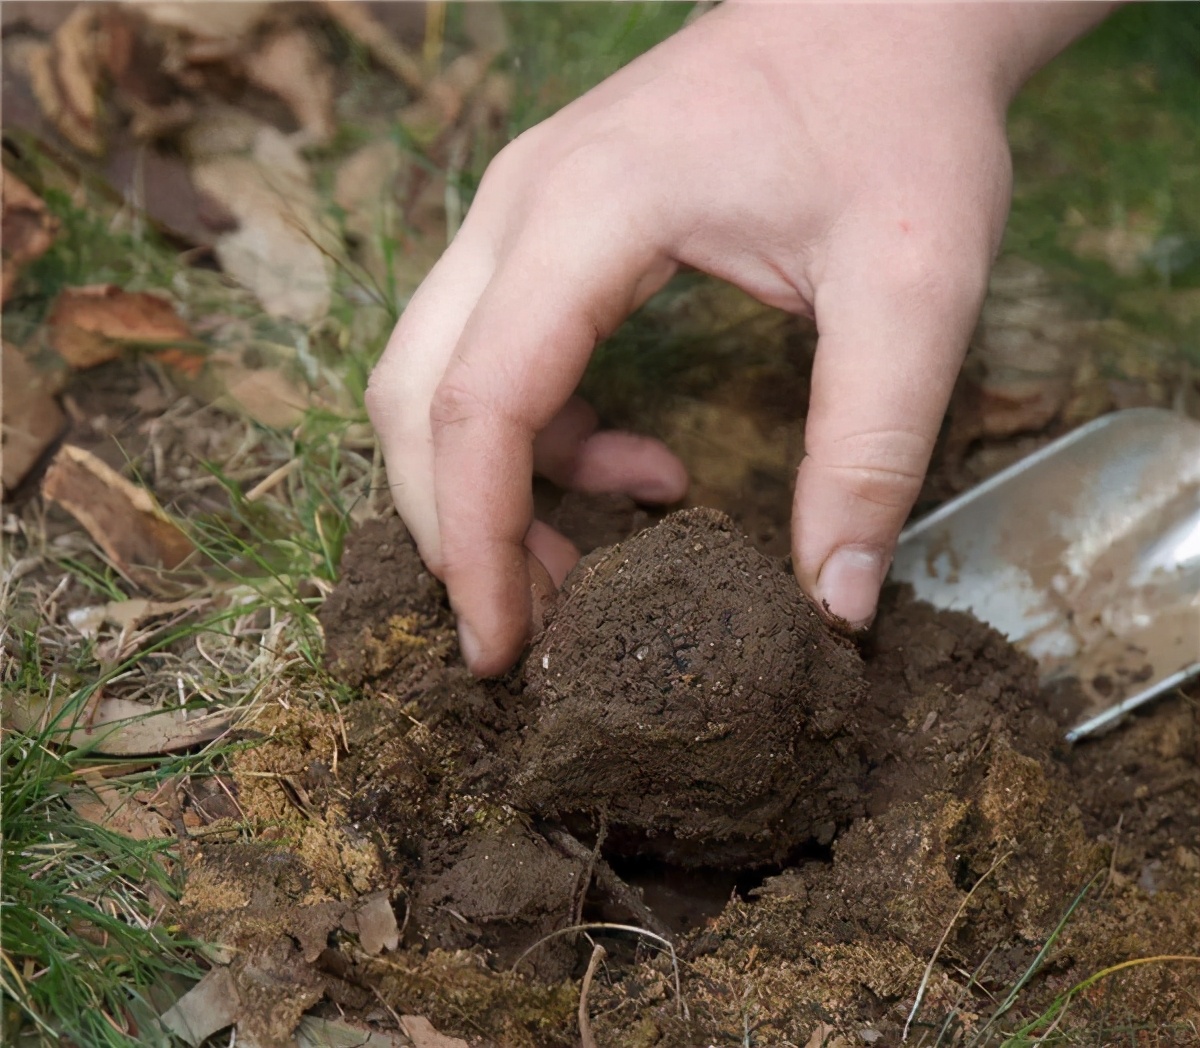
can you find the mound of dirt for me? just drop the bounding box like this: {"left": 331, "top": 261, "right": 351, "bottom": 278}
{"left": 180, "top": 505, "right": 1199, "bottom": 1046}
{"left": 515, "top": 507, "right": 866, "bottom": 866}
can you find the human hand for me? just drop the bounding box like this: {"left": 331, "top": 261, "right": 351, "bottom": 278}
{"left": 367, "top": 1, "right": 1115, "bottom": 676}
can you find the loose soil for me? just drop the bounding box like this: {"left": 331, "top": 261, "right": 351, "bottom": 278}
{"left": 181, "top": 494, "right": 1200, "bottom": 1047}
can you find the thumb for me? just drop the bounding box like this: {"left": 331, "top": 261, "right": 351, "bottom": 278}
{"left": 792, "top": 256, "right": 988, "bottom": 628}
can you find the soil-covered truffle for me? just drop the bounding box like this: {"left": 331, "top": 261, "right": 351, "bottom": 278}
{"left": 513, "top": 507, "right": 868, "bottom": 866}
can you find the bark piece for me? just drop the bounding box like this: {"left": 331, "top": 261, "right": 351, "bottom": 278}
{"left": 41, "top": 443, "right": 195, "bottom": 572}
{"left": 2, "top": 341, "right": 66, "bottom": 490}
{"left": 47, "top": 284, "right": 194, "bottom": 369}
{"left": 2, "top": 168, "right": 59, "bottom": 302}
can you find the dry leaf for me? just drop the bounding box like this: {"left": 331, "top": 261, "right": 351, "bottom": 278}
{"left": 191, "top": 128, "right": 332, "bottom": 322}
{"left": 341, "top": 892, "right": 400, "bottom": 956}
{"left": 47, "top": 284, "right": 194, "bottom": 369}
{"left": 399, "top": 1016, "right": 469, "bottom": 1048}
{"left": 2, "top": 167, "right": 59, "bottom": 303}
{"left": 41, "top": 443, "right": 195, "bottom": 573}
{"left": 804, "top": 1023, "right": 850, "bottom": 1048}
{"left": 246, "top": 28, "right": 335, "bottom": 147}
{"left": 333, "top": 139, "right": 407, "bottom": 282}
{"left": 975, "top": 374, "right": 1070, "bottom": 438}
{"left": 462, "top": 3, "right": 509, "bottom": 58}
{"left": 67, "top": 596, "right": 202, "bottom": 640}
{"left": 2, "top": 341, "right": 66, "bottom": 491}
{"left": 24, "top": 7, "right": 106, "bottom": 154}
{"left": 160, "top": 967, "right": 240, "bottom": 1047}
{"left": 2, "top": 2, "right": 78, "bottom": 35}
{"left": 334, "top": 140, "right": 404, "bottom": 217}
{"left": 101, "top": 142, "right": 227, "bottom": 249}
{"left": 66, "top": 773, "right": 173, "bottom": 840}
{"left": 4, "top": 688, "right": 233, "bottom": 755}
{"left": 211, "top": 359, "right": 314, "bottom": 429}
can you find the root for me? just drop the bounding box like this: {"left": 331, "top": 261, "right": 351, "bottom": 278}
{"left": 511, "top": 922, "right": 688, "bottom": 1020}
{"left": 541, "top": 824, "right": 672, "bottom": 941}
{"left": 578, "top": 943, "right": 606, "bottom": 1048}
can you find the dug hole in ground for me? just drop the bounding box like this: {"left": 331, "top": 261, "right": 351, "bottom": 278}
{"left": 180, "top": 494, "right": 1200, "bottom": 1046}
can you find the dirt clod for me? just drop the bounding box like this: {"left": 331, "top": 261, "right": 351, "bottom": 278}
{"left": 516, "top": 507, "right": 866, "bottom": 866}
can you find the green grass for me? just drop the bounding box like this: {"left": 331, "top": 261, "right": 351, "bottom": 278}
{"left": 0, "top": 631, "right": 201, "bottom": 1047}
{"left": 0, "top": 400, "right": 373, "bottom": 1046}
{"left": 1007, "top": 2, "right": 1200, "bottom": 362}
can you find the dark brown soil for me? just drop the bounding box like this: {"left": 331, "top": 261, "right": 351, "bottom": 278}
{"left": 516, "top": 507, "right": 865, "bottom": 867}
{"left": 180, "top": 502, "right": 1200, "bottom": 1047}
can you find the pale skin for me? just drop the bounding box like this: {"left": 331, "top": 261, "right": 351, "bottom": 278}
{"left": 366, "top": 1, "right": 1116, "bottom": 677}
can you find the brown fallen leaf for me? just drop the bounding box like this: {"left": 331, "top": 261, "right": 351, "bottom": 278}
{"left": 804, "top": 1023, "right": 850, "bottom": 1048}
{"left": 340, "top": 892, "right": 400, "bottom": 956}
{"left": 207, "top": 356, "right": 315, "bottom": 429}
{"left": 46, "top": 285, "right": 195, "bottom": 369}
{"left": 2, "top": 341, "right": 66, "bottom": 491}
{"left": 4, "top": 689, "right": 234, "bottom": 755}
{"left": 66, "top": 772, "right": 174, "bottom": 840}
{"left": 67, "top": 596, "right": 204, "bottom": 641}
{"left": 1, "top": 2, "right": 78, "bottom": 35}
{"left": 24, "top": 6, "right": 106, "bottom": 155}
{"left": 190, "top": 128, "right": 333, "bottom": 323}
{"left": 975, "top": 373, "right": 1070, "bottom": 439}
{"left": 2, "top": 167, "right": 59, "bottom": 303}
{"left": 462, "top": 2, "right": 509, "bottom": 58}
{"left": 399, "top": 1016, "right": 469, "bottom": 1048}
{"left": 41, "top": 443, "right": 195, "bottom": 573}
{"left": 246, "top": 27, "right": 335, "bottom": 147}
{"left": 160, "top": 967, "right": 240, "bottom": 1048}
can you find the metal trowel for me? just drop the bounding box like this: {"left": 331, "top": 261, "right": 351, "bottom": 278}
{"left": 891, "top": 407, "right": 1200, "bottom": 742}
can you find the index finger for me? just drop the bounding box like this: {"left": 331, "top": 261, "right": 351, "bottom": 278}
{"left": 431, "top": 212, "right": 675, "bottom": 675}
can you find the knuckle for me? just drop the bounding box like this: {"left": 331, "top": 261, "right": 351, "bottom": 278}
{"left": 479, "top": 126, "right": 549, "bottom": 195}
{"left": 429, "top": 380, "right": 490, "bottom": 433}
{"left": 363, "top": 372, "right": 389, "bottom": 418}
{"left": 365, "top": 367, "right": 416, "bottom": 433}
{"left": 809, "top": 429, "right": 931, "bottom": 510}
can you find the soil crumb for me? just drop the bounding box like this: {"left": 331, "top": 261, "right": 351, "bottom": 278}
{"left": 180, "top": 506, "right": 1199, "bottom": 1047}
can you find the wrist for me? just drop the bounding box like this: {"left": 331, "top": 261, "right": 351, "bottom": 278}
{"left": 718, "top": 1, "right": 1118, "bottom": 110}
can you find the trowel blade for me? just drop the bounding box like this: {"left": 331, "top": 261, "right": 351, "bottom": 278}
{"left": 891, "top": 407, "right": 1200, "bottom": 742}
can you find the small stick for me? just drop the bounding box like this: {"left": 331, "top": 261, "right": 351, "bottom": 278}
{"left": 542, "top": 825, "right": 671, "bottom": 941}
{"left": 245, "top": 460, "right": 299, "bottom": 503}
{"left": 578, "top": 944, "right": 606, "bottom": 1048}
{"left": 511, "top": 922, "right": 687, "bottom": 1019}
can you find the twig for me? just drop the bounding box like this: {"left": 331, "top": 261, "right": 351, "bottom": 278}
{"left": 568, "top": 815, "right": 608, "bottom": 925}
{"left": 541, "top": 824, "right": 671, "bottom": 941}
{"left": 578, "top": 944, "right": 606, "bottom": 1048}
{"left": 244, "top": 460, "right": 299, "bottom": 503}
{"left": 903, "top": 850, "right": 1012, "bottom": 1041}
{"left": 511, "top": 922, "right": 687, "bottom": 1019}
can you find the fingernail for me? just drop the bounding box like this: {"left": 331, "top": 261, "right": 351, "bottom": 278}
{"left": 815, "top": 547, "right": 886, "bottom": 628}
{"left": 457, "top": 618, "right": 482, "bottom": 670}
